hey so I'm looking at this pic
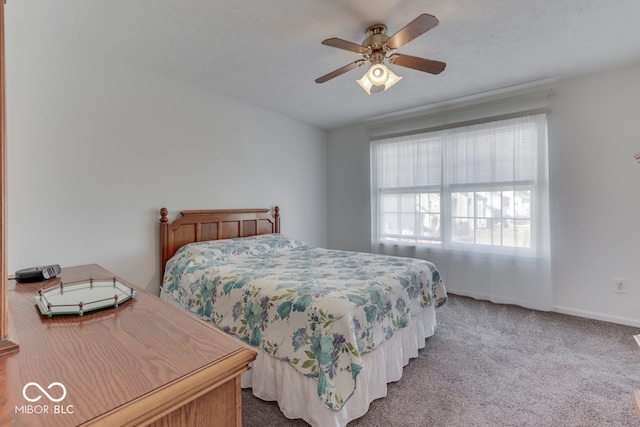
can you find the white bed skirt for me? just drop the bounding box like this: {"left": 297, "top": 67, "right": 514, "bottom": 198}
{"left": 160, "top": 290, "right": 437, "bottom": 427}
{"left": 244, "top": 305, "right": 436, "bottom": 427}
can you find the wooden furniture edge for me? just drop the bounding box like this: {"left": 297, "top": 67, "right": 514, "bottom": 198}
{"left": 0, "top": 0, "right": 17, "bottom": 355}
{"left": 81, "top": 341, "right": 256, "bottom": 426}
{"left": 0, "top": 308, "right": 18, "bottom": 355}
{"left": 159, "top": 206, "right": 280, "bottom": 286}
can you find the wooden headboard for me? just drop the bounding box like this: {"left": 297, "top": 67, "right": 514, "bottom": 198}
{"left": 159, "top": 206, "right": 280, "bottom": 283}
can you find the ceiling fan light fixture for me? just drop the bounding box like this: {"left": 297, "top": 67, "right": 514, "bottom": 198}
{"left": 382, "top": 67, "right": 402, "bottom": 90}
{"left": 356, "top": 63, "right": 402, "bottom": 95}
{"left": 356, "top": 74, "right": 375, "bottom": 94}
{"left": 368, "top": 63, "right": 388, "bottom": 85}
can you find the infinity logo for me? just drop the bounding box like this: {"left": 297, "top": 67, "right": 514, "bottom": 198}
{"left": 22, "top": 382, "right": 67, "bottom": 403}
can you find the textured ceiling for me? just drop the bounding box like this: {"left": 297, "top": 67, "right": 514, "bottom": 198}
{"left": 7, "top": 0, "right": 640, "bottom": 129}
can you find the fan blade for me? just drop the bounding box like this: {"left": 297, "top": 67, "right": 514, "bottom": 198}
{"left": 389, "top": 54, "right": 446, "bottom": 74}
{"left": 321, "top": 38, "right": 370, "bottom": 54}
{"left": 315, "top": 60, "right": 365, "bottom": 84}
{"left": 385, "top": 14, "right": 439, "bottom": 50}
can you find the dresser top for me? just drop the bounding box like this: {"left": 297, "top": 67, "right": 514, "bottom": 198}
{"left": 0, "top": 264, "right": 256, "bottom": 427}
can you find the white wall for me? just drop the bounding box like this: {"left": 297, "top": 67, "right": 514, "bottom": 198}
{"left": 6, "top": 22, "right": 327, "bottom": 294}
{"left": 549, "top": 63, "right": 640, "bottom": 325}
{"left": 326, "top": 124, "right": 371, "bottom": 252}
{"left": 328, "top": 62, "right": 640, "bottom": 327}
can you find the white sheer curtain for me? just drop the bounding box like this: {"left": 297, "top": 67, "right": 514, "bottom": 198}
{"left": 371, "top": 113, "right": 552, "bottom": 310}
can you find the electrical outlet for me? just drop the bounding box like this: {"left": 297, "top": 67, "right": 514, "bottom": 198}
{"left": 612, "top": 278, "right": 627, "bottom": 294}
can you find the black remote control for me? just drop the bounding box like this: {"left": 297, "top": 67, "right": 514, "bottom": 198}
{"left": 15, "top": 264, "right": 61, "bottom": 283}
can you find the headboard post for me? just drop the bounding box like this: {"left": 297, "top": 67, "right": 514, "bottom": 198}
{"left": 159, "top": 207, "right": 170, "bottom": 282}
{"left": 274, "top": 206, "right": 280, "bottom": 233}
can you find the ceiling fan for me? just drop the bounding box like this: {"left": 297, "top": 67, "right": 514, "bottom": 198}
{"left": 315, "top": 13, "right": 446, "bottom": 94}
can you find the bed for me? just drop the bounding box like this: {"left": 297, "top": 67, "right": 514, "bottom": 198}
{"left": 158, "top": 206, "right": 447, "bottom": 427}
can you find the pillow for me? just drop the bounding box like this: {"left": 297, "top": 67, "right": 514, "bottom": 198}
{"left": 172, "top": 233, "right": 307, "bottom": 264}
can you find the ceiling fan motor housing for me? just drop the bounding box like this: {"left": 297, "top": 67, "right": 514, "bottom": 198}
{"left": 363, "top": 24, "right": 391, "bottom": 54}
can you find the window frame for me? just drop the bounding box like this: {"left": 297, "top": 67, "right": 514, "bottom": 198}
{"left": 443, "top": 182, "right": 537, "bottom": 255}
{"left": 378, "top": 185, "right": 443, "bottom": 245}
{"left": 372, "top": 112, "right": 546, "bottom": 257}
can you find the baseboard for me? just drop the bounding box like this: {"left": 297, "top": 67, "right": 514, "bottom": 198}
{"left": 450, "top": 291, "right": 640, "bottom": 328}
{"left": 553, "top": 305, "right": 640, "bottom": 328}
{"left": 450, "top": 290, "right": 553, "bottom": 312}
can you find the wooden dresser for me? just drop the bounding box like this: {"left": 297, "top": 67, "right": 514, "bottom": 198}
{"left": 0, "top": 264, "right": 257, "bottom": 427}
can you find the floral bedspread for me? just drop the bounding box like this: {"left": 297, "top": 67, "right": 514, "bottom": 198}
{"left": 162, "top": 234, "right": 447, "bottom": 411}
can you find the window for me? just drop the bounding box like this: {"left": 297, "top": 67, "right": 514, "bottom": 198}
{"left": 371, "top": 113, "right": 547, "bottom": 256}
